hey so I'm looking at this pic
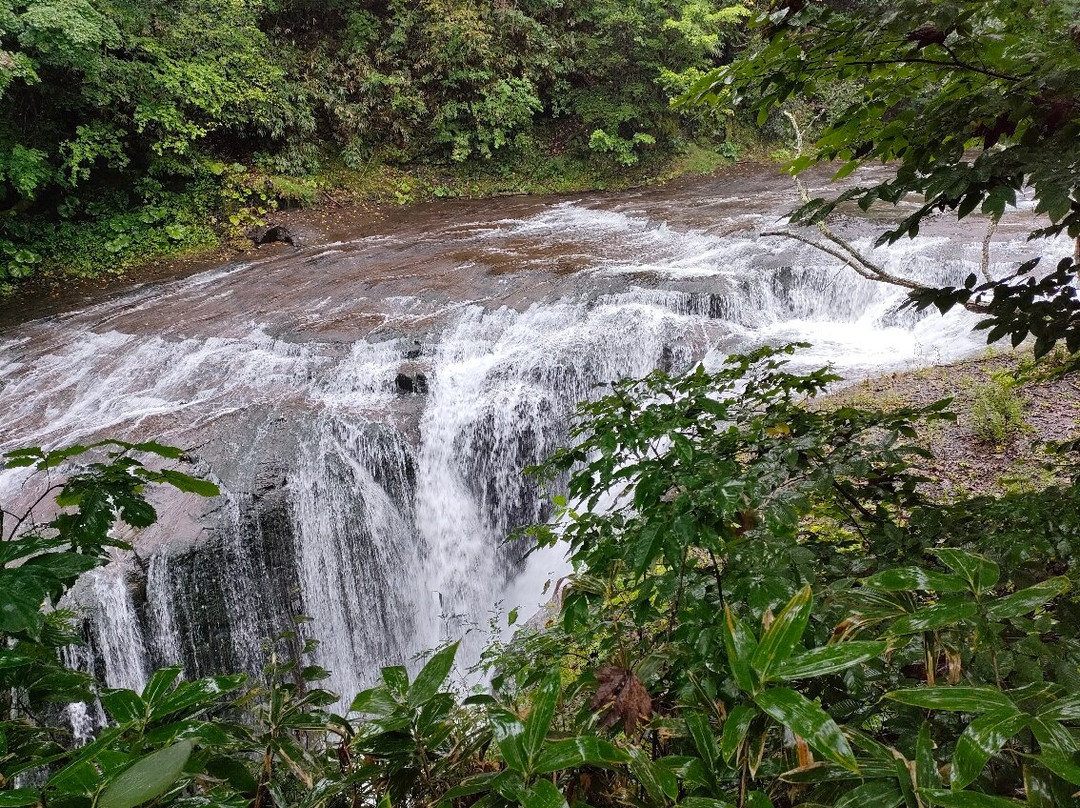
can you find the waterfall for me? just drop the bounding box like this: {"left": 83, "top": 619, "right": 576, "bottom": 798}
{"left": 0, "top": 175, "right": 1068, "bottom": 707}
{"left": 85, "top": 566, "right": 149, "bottom": 692}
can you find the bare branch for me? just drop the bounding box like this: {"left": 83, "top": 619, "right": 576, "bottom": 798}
{"left": 767, "top": 111, "right": 990, "bottom": 314}
{"left": 981, "top": 218, "right": 997, "bottom": 283}
{"left": 4, "top": 483, "right": 64, "bottom": 542}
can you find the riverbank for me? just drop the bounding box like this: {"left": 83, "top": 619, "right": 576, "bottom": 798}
{"left": 0, "top": 146, "right": 788, "bottom": 329}
{"left": 825, "top": 348, "right": 1080, "bottom": 500}
{"left": 0, "top": 142, "right": 743, "bottom": 313}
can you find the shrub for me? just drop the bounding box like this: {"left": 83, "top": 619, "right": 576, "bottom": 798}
{"left": 971, "top": 372, "right": 1026, "bottom": 445}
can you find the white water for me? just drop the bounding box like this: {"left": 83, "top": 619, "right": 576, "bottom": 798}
{"left": 0, "top": 186, "right": 1066, "bottom": 705}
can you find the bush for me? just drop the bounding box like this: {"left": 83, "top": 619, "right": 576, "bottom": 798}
{"left": 971, "top": 372, "right": 1026, "bottom": 445}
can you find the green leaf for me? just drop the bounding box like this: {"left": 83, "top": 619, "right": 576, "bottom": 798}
{"left": 130, "top": 442, "right": 185, "bottom": 459}
{"left": 834, "top": 780, "right": 905, "bottom": 808}
{"left": 917, "top": 789, "right": 1023, "bottom": 807}
{"left": 407, "top": 642, "right": 458, "bottom": 707}
{"left": 775, "top": 641, "right": 887, "bottom": 680}
{"left": 100, "top": 689, "right": 146, "bottom": 725}
{"left": 863, "top": 568, "right": 968, "bottom": 593}
{"left": 521, "top": 779, "right": 568, "bottom": 808}
{"left": 984, "top": 577, "right": 1070, "bottom": 620}
{"left": 684, "top": 711, "right": 719, "bottom": 768}
{"left": 720, "top": 705, "right": 756, "bottom": 765}
{"left": 950, "top": 707, "right": 1028, "bottom": 789}
{"left": 98, "top": 740, "right": 194, "bottom": 808}
{"left": 1029, "top": 717, "right": 1080, "bottom": 785}
{"left": 678, "top": 798, "right": 736, "bottom": 808}
{"left": 751, "top": 584, "right": 812, "bottom": 681}
{"left": 490, "top": 710, "right": 527, "bottom": 773}
{"left": 632, "top": 521, "right": 664, "bottom": 575}
{"left": 885, "top": 687, "right": 1016, "bottom": 713}
{"left": 628, "top": 746, "right": 679, "bottom": 804}
{"left": 350, "top": 687, "right": 398, "bottom": 716}
{"left": 932, "top": 549, "right": 999, "bottom": 594}
{"left": 441, "top": 772, "right": 500, "bottom": 800}
{"left": 204, "top": 755, "right": 258, "bottom": 794}
{"left": 754, "top": 687, "right": 858, "bottom": 772}
{"left": 0, "top": 651, "right": 35, "bottom": 670}
{"left": 888, "top": 601, "right": 979, "bottom": 635}
{"left": 523, "top": 670, "right": 561, "bottom": 766}
{"left": 488, "top": 770, "right": 529, "bottom": 803}
{"left": 1038, "top": 693, "right": 1080, "bottom": 722}
{"left": 746, "top": 791, "right": 774, "bottom": 808}
{"left": 1022, "top": 764, "right": 1056, "bottom": 808}
{"left": 916, "top": 722, "right": 942, "bottom": 790}
{"left": 0, "top": 572, "right": 47, "bottom": 638}
{"left": 657, "top": 756, "right": 710, "bottom": 789}
{"left": 722, "top": 607, "right": 759, "bottom": 693}
{"left": 142, "top": 667, "right": 182, "bottom": 707}
{"left": 158, "top": 470, "right": 219, "bottom": 497}
{"left": 0, "top": 789, "right": 40, "bottom": 807}
{"left": 150, "top": 674, "right": 244, "bottom": 720}
{"left": 534, "top": 736, "right": 629, "bottom": 773}
{"left": 22, "top": 552, "right": 100, "bottom": 582}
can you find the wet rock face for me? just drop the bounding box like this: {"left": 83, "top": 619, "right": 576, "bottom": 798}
{"left": 252, "top": 225, "right": 299, "bottom": 248}
{"left": 141, "top": 461, "right": 302, "bottom": 677}
{"left": 455, "top": 397, "right": 563, "bottom": 568}
{"left": 395, "top": 371, "right": 428, "bottom": 395}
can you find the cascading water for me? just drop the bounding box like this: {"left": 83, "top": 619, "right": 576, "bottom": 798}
{"left": 0, "top": 168, "right": 1067, "bottom": 706}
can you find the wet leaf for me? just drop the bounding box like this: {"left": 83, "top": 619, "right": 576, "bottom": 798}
{"left": 917, "top": 789, "right": 1023, "bottom": 807}
{"left": 752, "top": 584, "right": 812, "bottom": 681}
{"left": 932, "top": 549, "right": 999, "bottom": 594}
{"left": 985, "top": 577, "right": 1070, "bottom": 620}
{"left": 534, "top": 736, "right": 629, "bottom": 773}
{"left": 408, "top": 642, "right": 458, "bottom": 707}
{"left": 722, "top": 607, "right": 759, "bottom": 693}
{"left": 754, "top": 687, "right": 858, "bottom": 772}
{"left": 885, "top": 687, "right": 1015, "bottom": 713}
{"left": 950, "top": 707, "right": 1027, "bottom": 789}
{"left": 523, "top": 670, "right": 561, "bottom": 763}
{"left": 720, "top": 705, "right": 755, "bottom": 765}
{"left": 775, "top": 641, "right": 887, "bottom": 680}
{"left": 863, "top": 568, "right": 968, "bottom": 593}
{"left": 98, "top": 740, "right": 193, "bottom": 808}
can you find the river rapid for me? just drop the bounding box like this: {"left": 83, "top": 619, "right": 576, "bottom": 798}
{"left": 0, "top": 164, "right": 1060, "bottom": 705}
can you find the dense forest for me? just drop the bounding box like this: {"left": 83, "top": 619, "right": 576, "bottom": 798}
{"left": 4, "top": 0, "right": 1080, "bottom": 807}
{"left": 0, "top": 0, "right": 764, "bottom": 293}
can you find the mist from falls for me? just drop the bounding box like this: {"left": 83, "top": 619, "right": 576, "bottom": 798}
{"left": 0, "top": 168, "right": 1063, "bottom": 705}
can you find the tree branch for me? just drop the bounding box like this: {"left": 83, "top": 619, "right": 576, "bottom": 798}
{"left": 765, "top": 111, "right": 991, "bottom": 314}
{"left": 981, "top": 218, "right": 998, "bottom": 283}
{"left": 803, "top": 54, "right": 1022, "bottom": 83}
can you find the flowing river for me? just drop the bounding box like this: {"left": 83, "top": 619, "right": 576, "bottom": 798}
{"left": 0, "top": 165, "right": 1059, "bottom": 705}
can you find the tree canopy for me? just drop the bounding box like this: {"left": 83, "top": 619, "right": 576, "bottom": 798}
{"left": 697, "top": 0, "right": 1080, "bottom": 245}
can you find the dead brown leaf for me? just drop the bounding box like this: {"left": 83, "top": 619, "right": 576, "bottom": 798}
{"left": 591, "top": 666, "right": 652, "bottom": 734}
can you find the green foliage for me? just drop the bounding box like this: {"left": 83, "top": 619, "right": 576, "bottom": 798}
{"left": 701, "top": 0, "right": 1080, "bottom": 242}
{"left": 495, "top": 345, "right": 1080, "bottom": 806}
{"left": 907, "top": 257, "right": 1080, "bottom": 360}
{"left": 690, "top": 0, "right": 1080, "bottom": 369}
{"left": 0, "top": 441, "right": 228, "bottom": 803}
{"left": 970, "top": 373, "right": 1026, "bottom": 446}
{"left": 588, "top": 130, "right": 656, "bottom": 167}
{"left": 0, "top": 0, "right": 757, "bottom": 292}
